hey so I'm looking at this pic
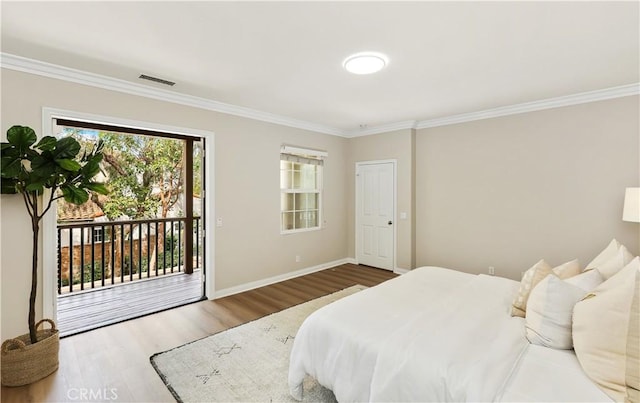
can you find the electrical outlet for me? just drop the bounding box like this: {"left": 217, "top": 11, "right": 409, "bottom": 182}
{"left": 488, "top": 266, "right": 495, "bottom": 275}
{"left": 295, "top": 255, "right": 301, "bottom": 263}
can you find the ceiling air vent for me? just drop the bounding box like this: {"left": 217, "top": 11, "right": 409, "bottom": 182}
{"left": 138, "top": 74, "right": 175, "bottom": 86}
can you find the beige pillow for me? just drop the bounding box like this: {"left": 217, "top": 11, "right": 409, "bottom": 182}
{"left": 511, "top": 259, "right": 553, "bottom": 317}
{"left": 565, "top": 268, "right": 604, "bottom": 292}
{"left": 573, "top": 257, "right": 639, "bottom": 402}
{"left": 552, "top": 259, "right": 581, "bottom": 279}
{"left": 585, "top": 239, "right": 621, "bottom": 272}
{"left": 525, "top": 274, "right": 586, "bottom": 349}
{"left": 597, "top": 245, "right": 634, "bottom": 279}
{"left": 627, "top": 269, "right": 639, "bottom": 403}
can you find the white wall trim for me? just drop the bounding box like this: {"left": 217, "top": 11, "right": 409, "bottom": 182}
{"left": 2, "top": 53, "right": 343, "bottom": 137}
{"left": 213, "top": 258, "right": 351, "bottom": 299}
{"left": 394, "top": 267, "right": 410, "bottom": 275}
{"left": 3, "top": 53, "right": 638, "bottom": 139}
{"left": 415, "top": 83, "right": 640, "bottom": 130}
{"left": 41, "top": 107, "right": 216, "bottom": 317}
{"left": 345, "top": 257, "right": 357, "bottom": 265}
{"left": 41, "top": 189, "right": 57, "bottom": 322}
{"left": 43, "top": 107, "right": 215, "bottom": 139}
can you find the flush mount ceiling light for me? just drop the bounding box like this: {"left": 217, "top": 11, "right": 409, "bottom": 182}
{"left": 343, "top": 52, "right": 388, "bottom": 75}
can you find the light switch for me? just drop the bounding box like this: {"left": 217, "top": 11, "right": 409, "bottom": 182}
{"left": 216, "top": 218, "right": 223, "bottom": 227}
{"left": 400, "top": 212, "right": 408, "bottom": 220}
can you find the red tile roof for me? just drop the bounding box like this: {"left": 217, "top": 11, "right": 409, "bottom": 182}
{"left": 57, "top": 197, "right": 106, "bottom": 221}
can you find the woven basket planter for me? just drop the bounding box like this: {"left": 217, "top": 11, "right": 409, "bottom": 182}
{"left": 1, "top": 319, "right": 59, "bottom": 387}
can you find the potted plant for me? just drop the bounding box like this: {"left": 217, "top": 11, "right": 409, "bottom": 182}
{"left": 0, "top": 125, "right": 107, "bottom": 386}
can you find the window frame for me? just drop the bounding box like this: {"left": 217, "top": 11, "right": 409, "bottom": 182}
{"left": 92, "top": 227, "right": 104, "bottom": 243}
{"left": 280, "top": 155, "right": 324, "bottom": 235}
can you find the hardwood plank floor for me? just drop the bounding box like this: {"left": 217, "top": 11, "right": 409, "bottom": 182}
{"left": 1, "top": 264, "right": 396, "bottom": 402}
{"left": 57, "top": 270, "right": 203, "bottom": 337}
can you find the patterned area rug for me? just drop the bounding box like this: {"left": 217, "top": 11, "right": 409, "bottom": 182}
{"left": 150, "top": 285, "right": 366, "bottom": 402}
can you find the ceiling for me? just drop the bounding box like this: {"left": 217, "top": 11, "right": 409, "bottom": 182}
{"left": 1, "top": 2, "right": 639, "bottom": 136}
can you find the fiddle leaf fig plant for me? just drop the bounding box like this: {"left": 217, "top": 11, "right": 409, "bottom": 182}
{"left": 1, "top": 125, "right": 108, "bottom": 343}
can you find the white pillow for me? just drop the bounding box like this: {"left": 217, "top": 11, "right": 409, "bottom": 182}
{"left": 584, "top": 239, "right": 621, "bottom": 272}
{"left": 511, "top": 259, "right": 553, "bottom": 317}
{"left": 525, "top": 274, "right": 586, "bottom": 349}
{"left": 597, "top": 245, "right": 634, "bottom": 279}
{"left": 565, "top": 269, "right": 605, "bottom": 292}
{"left": 573, "top": 257, "right": 639, "bottom": 402}
{"left": 627, "top": 269, "right": 640, "bottom": 402}
{"left": 552, "top": 259, "right": 581, "bottom": 279}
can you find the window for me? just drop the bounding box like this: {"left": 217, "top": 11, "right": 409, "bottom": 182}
{"left": 92, "top": 227, "right": 104, "bottom": 243}
{"left": 280, "top": 146, "right": 325, "bottom": 233}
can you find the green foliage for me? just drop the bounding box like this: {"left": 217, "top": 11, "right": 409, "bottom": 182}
{"left": 1, "top": 125, "right": 108, "bottom": 209}
{"left": 193, "top": 143, "right": 202, "bottom": 197}
{"left": 1, "top": 125, "right": 108, "bottom": 343}
{"left": 62, "top": 261, "right": 108, "bottom": 287}
{"left": 99, "top": 133, "right": 184, "bottom": 219}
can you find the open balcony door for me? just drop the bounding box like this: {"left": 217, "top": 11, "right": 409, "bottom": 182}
{"left": 41, "top": 108, "right": 214, "bottom": 332}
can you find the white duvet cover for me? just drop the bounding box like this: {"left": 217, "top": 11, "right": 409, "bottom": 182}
{"left": 498, "top": 344, "right": 612, "bottom": 402}
{"left": 288, "top": 267, "right": 527, "bottom": 402}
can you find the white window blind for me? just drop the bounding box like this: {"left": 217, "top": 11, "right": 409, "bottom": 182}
{"left": 280, "top": 145, "right": 328, "bottom": 159}
{"left": 280, "top": 145, "right": 326, "bottom": 233}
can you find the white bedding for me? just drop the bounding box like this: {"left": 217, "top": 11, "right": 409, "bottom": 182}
{"left": 498, "top": 344, "right": 612, "bottom": 402}
{"left": 288, "top": 266, "right": 611, "bottom": 402}
{"left": 289, "top": 266, "right": 474, "bottom": 402}
{"left": 369, "top": 273, "right": 526, "bottom": 402}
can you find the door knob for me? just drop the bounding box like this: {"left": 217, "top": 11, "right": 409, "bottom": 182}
{"left": 388, "top": 221, "right": 393, "bottom": 225}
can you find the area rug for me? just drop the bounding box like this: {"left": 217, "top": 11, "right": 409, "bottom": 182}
{"left": 150, "top": 285, "right": 366, "bottom": 402}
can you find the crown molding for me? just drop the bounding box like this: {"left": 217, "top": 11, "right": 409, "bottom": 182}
{"left": 0, "top": 53, "right": 345, "bottom": 137}
{"left": 416, "top": 83, "right": 640, "bottom": 130}
{"left": 2, "top": 53, "right": 638, "bottom": 138}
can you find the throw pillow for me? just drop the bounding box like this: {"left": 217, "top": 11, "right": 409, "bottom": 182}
{"left": 552, "top": 259, "right": 581, "bottom": 279}
{"left": 525, "top": 274, "right": 586, "bottom": 349}
{"left": 511, "top": 259, "right": 553, "bottom": 318}
{"left": 584, "top": 239, "right": 621, "bottom": 272}
{"left": 597, "top": 245, "right": 634, "bottom": 279}
{"left": 565, "top": 269, "right": 604, "bottom": 292}
{"left": 627, "top": 269, "right": 639, "bottom": 402}
{"left": 573, "top": 257, "right": 639, "bottom": 402}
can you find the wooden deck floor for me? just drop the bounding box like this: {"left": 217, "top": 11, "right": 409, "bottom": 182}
{"left": 57, "top": 270, "right": 203, "bottom": 337}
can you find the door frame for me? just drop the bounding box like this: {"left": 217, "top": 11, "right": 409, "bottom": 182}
{"left": 41, "top": 107, "right": 215, "bottom": 322}
{"left": 355, "top": 159, "right": 397, "bottom": 271}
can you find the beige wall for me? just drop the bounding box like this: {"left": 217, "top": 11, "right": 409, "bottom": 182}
{"left": 0, "top": 69, "right": 349, "bottom": 340}
{"left": 346, "top": 129, "right": 416, "bottom": 270}
{"left": 415, "top": 96, "right": 640, "bottom": 279}
{"left": 2, "top": 67, "right": 638, "bottom": 341}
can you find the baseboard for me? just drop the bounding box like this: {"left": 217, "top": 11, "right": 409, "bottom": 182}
{"left": 213, "top": 258, "right": 351, "bottom": 299}
{"left": 345, "top": 257, "right": 405, "bottom": 274}
{"left": 394, "top": 267, "right": 410, "bottom": 275}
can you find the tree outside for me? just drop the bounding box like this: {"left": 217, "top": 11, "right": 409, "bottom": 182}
{"left": 58, "top": 127, "right": 202, "bottom": 283}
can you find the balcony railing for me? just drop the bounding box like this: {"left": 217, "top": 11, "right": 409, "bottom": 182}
{"left": 57, "top": 217, "right": 202, "bottom": 294}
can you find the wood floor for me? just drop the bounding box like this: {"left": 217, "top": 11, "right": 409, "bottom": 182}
{"left": 57, "top": 270, "right": 203, "bottom": 337}
{"left": 1, "top": 264, "right": 396, "bottom": 403}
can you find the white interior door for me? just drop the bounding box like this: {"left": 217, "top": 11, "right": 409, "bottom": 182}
{"left": 356, "top": 162, "right": 394, "bottom": 270}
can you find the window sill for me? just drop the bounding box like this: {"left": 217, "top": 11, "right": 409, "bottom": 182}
{"left": 280, "top": 226, "right": 322, "bottom": 235}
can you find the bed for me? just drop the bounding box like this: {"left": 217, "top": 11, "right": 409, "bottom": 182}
{"left": 288, "top": 266, "right": 613, "bottom": 402}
